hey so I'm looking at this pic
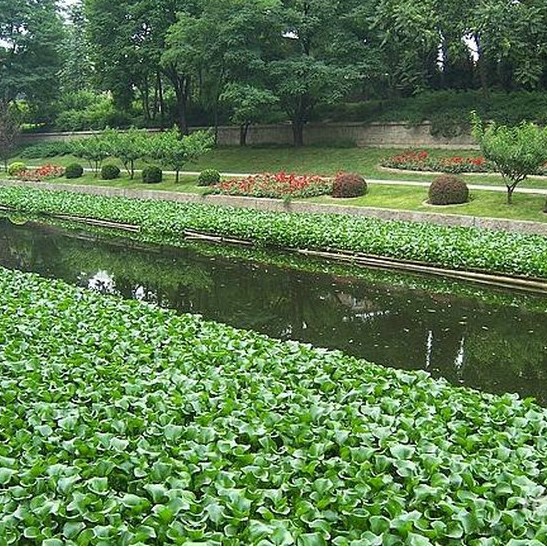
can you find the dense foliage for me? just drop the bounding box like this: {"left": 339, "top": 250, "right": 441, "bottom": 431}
{"left": 197, "top": 169, "right": 221, "bottom": 187}
{"left": 315, "top": 92, "right": 547, "bottom": 133}
{"left": 0, "top": 186, "right": 545, "bottom": 279}
{"left": 332, "top": 173, "right": 367, "bottom": 199}
{"left": 428, "top": 176, "right": 470, "bottom": 206}
{"left": 0, "top": 0, "right": 63, "bottom": 123}
{"left": 65, "top": 163, "right": 84, "bottom": 179}
{"left": 19, "top": 141, "right": 74, "bottom": 159}
{"left": 100, "top": 164, "right": 121, "bottom": 180}
{"left": 210, "top": 173, "right": 332, "bottom": 199}
{"left": 141, "top": 166, "right": 163, "bottom": 184}
{"left": 6, "top": 0, "right": 547, "bottom": 141}
{"left": 0, "top": 266, "right": 546, "bottom": 545}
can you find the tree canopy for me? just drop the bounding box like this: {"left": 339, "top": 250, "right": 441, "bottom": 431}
{"left": 3, "top": 0, "right": 547, "bottom": 143}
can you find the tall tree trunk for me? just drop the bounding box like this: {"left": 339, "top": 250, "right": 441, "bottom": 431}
{"left": 175, "top": 87, "right": 188, "bottom": 135}
{"left": 157, "top": 72, "right": 165, "bottom": 130}
{"left": 292, "top": 119, "right": 305, "bottom": 147}
{"left": 141, "top": 80, "right": 151, "bottom": 123}
{"left": 475, "top": 34, "right": 490, "bottom": 98}
{"left": 240, "top": 123, "right": 250, "bottom": 146}
{"left": 166, "top": 68, "right": 190, "bottom": 134}
{"left": 213, "top": 69, "right": 225, "bottom": 144}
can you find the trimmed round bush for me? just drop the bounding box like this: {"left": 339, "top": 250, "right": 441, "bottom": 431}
{"left": 429, "top": 174, "right": 469, "bottom": 205}
{"left": 7, "top": 162, "right": 26, "bottom": 177}
{"left": 142, "top": 166, "right": 162, "bottom": 184}
{"left": 65, "top": 163, "right": 84, "bottom": 179}
{"left": 197, "top": 168, "right": 221, "bottom": 186}
{"left": 332, "top": 172, "right": 367, "bottom": 198}
{"left": 101, "top": 164, "right": 121, "bottom": 180}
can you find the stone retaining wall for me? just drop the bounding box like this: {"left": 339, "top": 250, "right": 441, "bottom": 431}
{"left": 1, "top": 179, "right": 544, "bottom": 236}
{"left": 20, "top": 122, "right": 478, "bottom": 150}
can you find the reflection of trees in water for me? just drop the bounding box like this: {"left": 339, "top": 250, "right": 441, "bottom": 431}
{"left": 0, "top": 220, "right": 63, "bottom": 274}
{"left": 463, "top": 322, "right": 547, "bottom": 403}
{"left": 1, "top": 218, "right": 546, "bottom": 402}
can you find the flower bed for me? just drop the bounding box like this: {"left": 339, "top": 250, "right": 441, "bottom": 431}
{"left": 381, "top": 150, "right": 546, "bottom": 176}
{"left": 0, "top": 186, "right": 546, "bottom": 279}
{"left": 209, "top": 172, "right": 332, "bottom": 199}
{"left": 1, "top": 266, "right": 546, "bottom": 545}
{"left": 18, "top": 163, "right": 65, "bottom": 181}
{"left": 381, "top": 150, "right": 495, "bottom": 174}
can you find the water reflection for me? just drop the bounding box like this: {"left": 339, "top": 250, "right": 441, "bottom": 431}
{"left": 0, "top": 218, "right": 546, "bottom": 404}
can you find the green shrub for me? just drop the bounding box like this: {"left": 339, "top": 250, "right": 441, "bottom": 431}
{"left": 141, "top": 165, "right": 162, "bottom": 184}
{"left": 65, "top": 163, "right": 84, "bottom": 179}
{"left": 19, "top": 141, "right": 73, "bottom": 159}
{"left": 197, "top": 168, "right": 221, "bottom": 186}
{"left": 7, "top": 162, "right": 26, "bottom": 176}
{"left": 100, "top": 164, "right": 121, "bottom": 180}
{"left": 428, "top": 175, "right": 469, "bottom": 205}
{"left": 331, "top": 172, "right": 367, "bottom": 198}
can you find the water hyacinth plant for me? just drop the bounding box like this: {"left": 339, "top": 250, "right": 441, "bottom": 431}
{"left": 0, "top": 266, "right": 546, "bottom": 545}
{"left": 0, "top": 186, "right": 545, "bottom": 279}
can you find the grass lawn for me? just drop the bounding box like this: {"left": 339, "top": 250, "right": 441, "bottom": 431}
{"left": 9, "top": 145, "right": 547, "bottom": 190}
{"left": 308, "top": 185, "right": 547, "bottom": 223}
{"left": 44, "top": 171, "right": 207, "bottom": 194}
{"left": 3, "top": 170, "right": 545, "bottom": 223}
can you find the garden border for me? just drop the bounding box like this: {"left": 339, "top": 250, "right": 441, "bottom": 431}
{"left": 1, "top": 179, "right": 545, "bottom": 236}
{"left": 378, "top": 164, "right": 547, "bottom": 180}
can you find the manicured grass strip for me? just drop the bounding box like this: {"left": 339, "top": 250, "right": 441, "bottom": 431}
{"left": 0, "top": 266, "right": 546, "bottom": 546}
{"left": 310, "top": 185, "right": 547, "bottom": 223}
{"left": 0, "top": 186, "right": 546, "bottom": 279}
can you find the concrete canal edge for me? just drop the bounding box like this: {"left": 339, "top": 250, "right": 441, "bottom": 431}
{"left": 1, "top": 178, "right": 545, "bottom": 236}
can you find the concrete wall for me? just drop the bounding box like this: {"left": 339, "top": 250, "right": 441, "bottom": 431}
{"left": 20, "top": 122, "right": 478, "bottom": 150}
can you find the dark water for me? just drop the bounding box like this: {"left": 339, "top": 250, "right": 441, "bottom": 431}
{"left": 1, "top": 218, "right": 546, "bottom": 404}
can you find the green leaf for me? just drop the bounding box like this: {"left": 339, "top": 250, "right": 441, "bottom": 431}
{"left": 0, "top": 468, "right": 14, "bottom": 485}
{"left": 297, "top": 532, "right": 325, "bottom": 546}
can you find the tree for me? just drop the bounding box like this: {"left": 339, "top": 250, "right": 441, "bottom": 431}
{"left": 70, "top": 135, "right": 111, "bottom": 176}
{"left": 147, "top": 128, "right": 214, "bottom": 183}
{"left": 103, "top": 128, "right": 148, "bottom": 179}
{"left": 0, "top": 103, "right": 20, "bottom": 172}
{"left": 472, "top": 114, "right": 547, "bottom": 204}
{"left": 220, "top": 84, "right": 278, "bottom": 146}
{"left": 264, "top": 0, "right": 365, "bottom": 146}
{"left": 0, "top": 0, "right": 63, "bottom": 120}
{"left": 368, "top": 0, "right": 440, "bottom": 94}
{"left": 59, "top": 1, "right": 94, "bottom": 94}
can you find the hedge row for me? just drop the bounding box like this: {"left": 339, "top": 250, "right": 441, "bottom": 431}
{"left": 0, "top": 186, "right": 545, "bottom": 279}
{"left": 1, "top": 267, "right": 546, "bottom": 545}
